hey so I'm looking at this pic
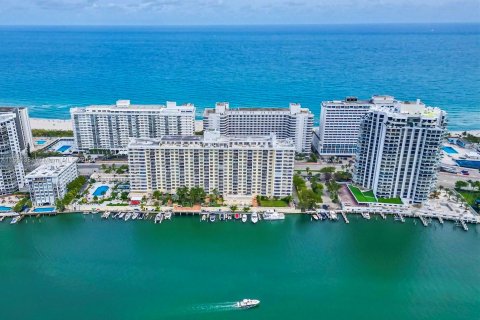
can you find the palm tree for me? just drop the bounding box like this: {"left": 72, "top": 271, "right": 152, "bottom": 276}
{"left": 243, "top": 206, "right": 250, "bottom": 213}
{"left": 230, "top": 205, "right": 238, "bottom": 212}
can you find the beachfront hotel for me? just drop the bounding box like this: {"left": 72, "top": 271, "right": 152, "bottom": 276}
{"left": 353, "top": 100, "right": 447, "bottom": 204}
{"left": 0, "top": 106, "right": 34, "bottom": 153}
{"left": 128, "top": 130, "right": 295, "bottom": 198}
{"left": 71, "top": 100, "right": 195, "bottom": 153}
{"left": 25, "top": 157, "right": 78, "bottom": 207}
{"left": 203, "top": 102, "right": 314, "bottom": 153}
{"left": 312, "top": 96, "right": 396, "bottom": 156}
{"left": 0, "top": 113, "right": 26, "bottom": 195}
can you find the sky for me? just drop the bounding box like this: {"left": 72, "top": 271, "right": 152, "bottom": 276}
{"left": 0, "top": 0, "right": 479, "bottom": 25}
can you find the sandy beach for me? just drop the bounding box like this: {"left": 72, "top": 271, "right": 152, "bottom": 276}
{"left": 30, "top": 118, "right": 73, "bottom": 131}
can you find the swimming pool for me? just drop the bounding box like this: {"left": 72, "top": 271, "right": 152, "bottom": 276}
{"left": 456, "top": 160, "right": 480, "bottom": 169}
{"left": 93, "top": 186, "right": 109, "bottom": 196}
{"left": 442, "top": 146, "right": 458, "bottom": 154}
{"left": 36, "top": 140, "right": 46, "bottom": 145}
{"left": 33, "top": 207, "right": 56, "bottom": 213}
{"left": 0, "top": 206, "right": 12, "bottom": 212}
{"left": 57, "top": 145, "right": 72, "bottom": 152}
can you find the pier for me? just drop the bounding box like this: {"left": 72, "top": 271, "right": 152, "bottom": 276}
{"left": 379, "top": 212, "right": 386, "bottom": 220}
{"left": 341, "top": 212, "right": 350, "bottom": 224}
{"left": 418, "top": 215, "right": 428, "bottom": 227}
{"left": 438, "top": 216, "right": 444, "bottom": 224}
{"left": 460, "top": 219, "right": 468, "bottom": 231}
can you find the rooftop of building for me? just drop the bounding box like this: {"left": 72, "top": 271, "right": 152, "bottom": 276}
{"left": 372, "top": 99, "right": 445, "bottom": 119}
{"left": 128, "top": 130, "right": 295, "bottom": 149}
{"left": 322, "top": 95, "right": 396, "bottom": 106}
{"left": 25, "top": 157, "right": 77, "bottom": 178}
{"left": 204, "top": 102, "right": 312, "bottom": 115}
{"left": 71, "top": 100, "right": 195, "bottom": 112}
{"left": 0, "top": 106, "right": 27, "bottom": 112}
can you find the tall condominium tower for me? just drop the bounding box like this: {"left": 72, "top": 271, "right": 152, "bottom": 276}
{"left": 312, "top": 96, "right": 396, "bottom": 156}
{"left": 128, "top": 130, "right": 296, "bottom": 198}
{"left": 203, "top": 102, "right": 313, "bottom": 153}
{"left": 0, "top": 107, "right": 34, "bottom": 153}
{"left": 71, "top": 100, "right": 195, "bottom": 153}
{"left": 0, "top": 114, "right": 26, "bottom": 195}
{"left": 353, "top": 100, "right": 447, "bottom": 204}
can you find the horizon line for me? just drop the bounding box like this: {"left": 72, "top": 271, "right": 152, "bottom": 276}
{"left": 0, "top": 22, "right": 479, "bottom": 27}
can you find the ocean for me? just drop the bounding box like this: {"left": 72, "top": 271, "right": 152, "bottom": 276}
{"left": 0, "top": 214, "right": 478, "bottom": 320}
{"left": 0, "top": 24, "right": 479, "bottom": 130}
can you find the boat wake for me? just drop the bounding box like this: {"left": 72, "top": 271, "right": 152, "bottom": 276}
{"left": 188, "top": 301, "right": 238, "bottom": 314}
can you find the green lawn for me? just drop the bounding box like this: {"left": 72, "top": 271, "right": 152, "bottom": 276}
{"left": 378, "top": 197, "right": 403, "bottom": 205}
{"left": 347, "top": 185, "right": 377, "bottom": 203}
{"left": 258, "top": 199, "right": 289, "bottom": 207}
{"left": 457, "top": 190, "right": 480, "bottom": 211}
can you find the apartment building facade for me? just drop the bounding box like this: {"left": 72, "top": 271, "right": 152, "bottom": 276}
{"left": 128, "top": 130, "right": 295, "bottom": 198}
{"left": 353, "top": 100, "right": 447, "bottom": 204}
{"left": 0, "top": 106, "right": 34, "bottom": 153}
{"left": 71, "top": 100, "right": 195, "bottom": 153}
{"left": 203, "top": 102, "right": 313, "bottom": 153}
{"left": 0, "top": 113, "right": 26, "bottom": 195}
{"left": 312, "top": 96, "right": 396, "bottom": 156}
{"left": 25, "top": 157, "right": 78, "bottom": 207}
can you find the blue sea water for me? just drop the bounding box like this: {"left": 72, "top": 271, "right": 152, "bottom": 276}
{"left": 0, "top": 24, "right": 479, "bottom": 130}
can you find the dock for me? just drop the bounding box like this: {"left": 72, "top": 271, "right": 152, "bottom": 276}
{"left": 438, "top": 216, "right": 444, "bottom": 224}
{"left": 418, "top": 215, "right": 428, "bottom": 227}
{"left": 460, "top": 219, "right": 468, "bottom": 231}
{"left": 379, "top": 212, "right": 386, "bottom": 220}
{"left": 341, "top": 212, "right": 350, "bottom": 224}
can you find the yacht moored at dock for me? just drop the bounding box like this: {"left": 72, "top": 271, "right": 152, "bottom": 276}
{"left": 241, "top": 214, "right": 248, "bottom": 223}
{"left": 251, "top": 212, "right": 258, "bottom": 224}
{"left": 262, "top": 209, "right": 285, "bottom": 221}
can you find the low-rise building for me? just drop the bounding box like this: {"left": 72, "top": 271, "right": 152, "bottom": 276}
{"left": 25, "top": 157, "right": 78, "bottom": 207}
{"left": 203, "top": 102, "right": 313, "bottom": 153}
{"left": 71, "top": 100, "right": 195, "bottom": 153}
{"left": 128, "top": 130, "right": 295, "bottom": 198}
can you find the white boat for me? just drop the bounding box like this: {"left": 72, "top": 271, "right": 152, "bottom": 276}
{"left": 262, "top": 209, "right": 285, "bottom": 221}
{"left": 330, "top": 211, "right": 338, "bottom": 220}
{"left": 154, "top": 213, "right": 163, "bottom": 224}
{"left": 210, "top": 214, "right": 216, "bottom": 222}
{"left": 10, "top": 216, "right": 20, "bottom": 224}
{"left": 236, "top": 299, "right": 260, "bottom": 309}
{"left": 251, "top": 212, "right": 258, "bottom": 224}
{"left": 131, "top": 212, "right": 139, "bottom": 220}
{"left": 118, "top": 212, "right": 126, "bottom": 219}
{"left": 164, "top": 212, "right": 172, "bottom": 220}
{"left": 312, "top": 213, "right": 319, "bottom": 221}
{"left": 241, "top": 214, "right": 248, "bottom": 223}
{"left": 124, "top": 212, "right": 132, "bottom": 221}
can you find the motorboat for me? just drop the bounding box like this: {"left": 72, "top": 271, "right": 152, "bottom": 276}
{"left": 132, "top": 212, "right": 139, "bottom": 220}
{"left": 164, "top": 212, "right": 172, "bottom": 220}
{"left": 262, "top": 209, "right": 285, "bottom": 221}
{"left": 154, "top": 213, "right": 163, "bottom": 224}
{"left": 219, "top": 213, "right": 225, "bottom": 221}
{"left": 235, "top": 299, "right": 260, "bottom": 309}
{"left": 124, "top": 212, "right": 132, "bottom": 221}
{"left": 251, "top": 212, "right": 258, "bottom": 224}
{"left": 118, "top": 212, "right": 126, "bottom": 219}
{"left": 330, "top": 211, "right": 338, "bottom": 220}
{"left": 234, "top": 213, "right": 241, "bottom": 220}
{"left": 241, "top": 214, "right": 248, "bottom": 223}
{"left": 210, "top": 214, "right": 216, "bottom": 222}
{"left": 10, "top": 216, "right": 20, "bottom": 224}
{"left": 312, "top": 213, "right": 319, "bottom": 221}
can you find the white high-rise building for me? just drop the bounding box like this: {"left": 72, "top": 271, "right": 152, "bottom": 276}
{"left": 128, "top": 130, "right": 295, "bottom": 198}
{"left": 25, "top": 157, "right": 78, "bottom": 207}
{"left": 203, "top": 102, "right": 313, "bottom": 153}
{"left": 0, "top": 113, "right": 26, "bottom": 195}
{"left": 313, "top": 96, "right": 396, "bottom": 155}
{"left": 0, "top": 107, "right": 34, "bottom": 153}
{"left": 353, "top": 100, "right": 447, "bottom": 204}
{"left": 71, "top": 100, "right": 195, "bottom": 153}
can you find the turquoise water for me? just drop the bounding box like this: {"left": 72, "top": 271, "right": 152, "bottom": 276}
{"left": 0, "top": 206, "right": 12, "bottom": 212}
{"left": 57, "top": 145, "right": 72, "bottom": 152}
{"left": 36, "top": 140, "right": 46, "bottom": 145}
{"left": 32, "top": 207, "right": 56, "bottom": 213}
{"left": 93, "top": 186, "right": 109, "bottom": 196}
{"left": 442, "top": 146, "right": 458, "bottom": 154}
{"left": 0, "top": 24, "right": 479, "bottom": 130}
{"left": 0, "top": 214, "right": 478, "bottom": 320}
